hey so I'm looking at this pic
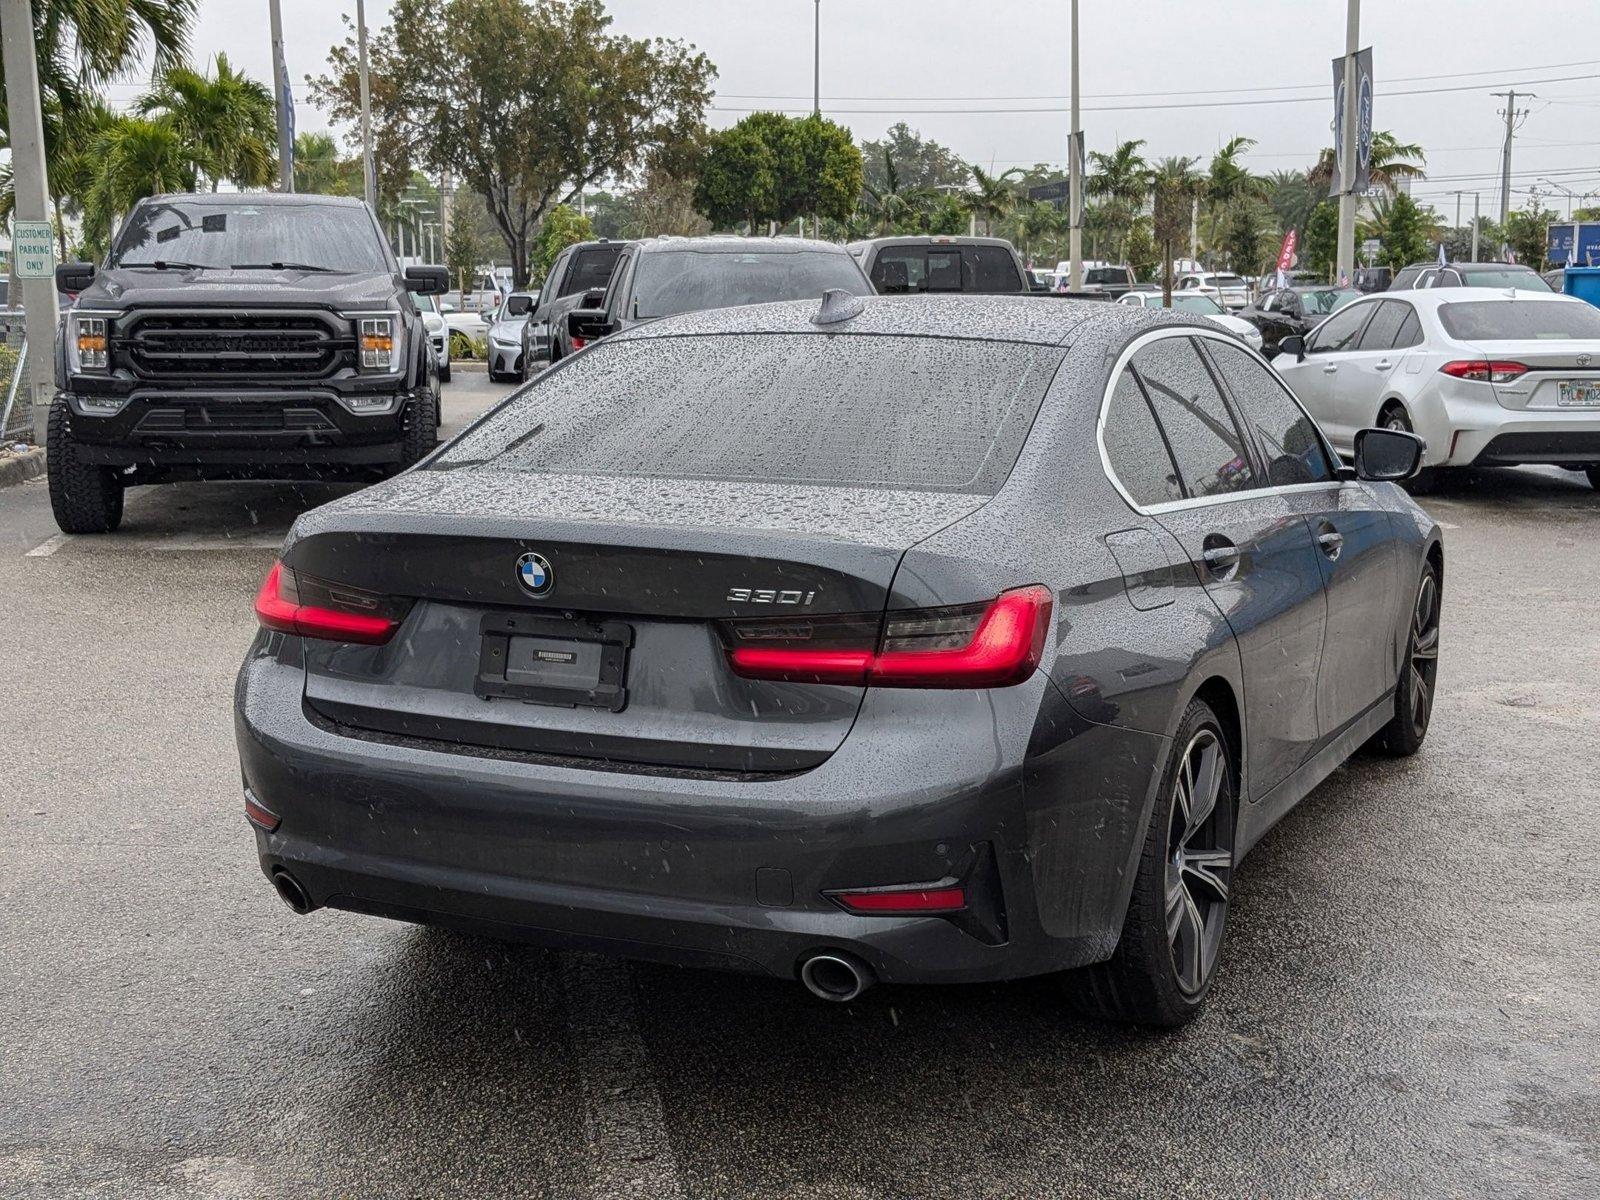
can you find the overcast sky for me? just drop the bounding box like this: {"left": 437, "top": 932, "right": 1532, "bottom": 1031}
{"left": 105, "top": 0, "right": 1600, "bottom": 216}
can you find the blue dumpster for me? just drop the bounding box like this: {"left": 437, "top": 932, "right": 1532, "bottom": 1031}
{"left": 1562, "top": 266, "right": 1600, "bottom": 308}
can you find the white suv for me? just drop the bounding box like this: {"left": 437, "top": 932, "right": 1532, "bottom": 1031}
{"left": 1176, "top": 272, "right": 1250, "bottom": 311}
{"left": 1274, "top": 289, "right": 1600, "bottom": 490}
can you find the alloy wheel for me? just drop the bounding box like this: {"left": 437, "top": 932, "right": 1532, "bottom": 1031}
{"left": 1408, "top": 572, "right": 1441, "bottom": 739}
{"left": 1165, "top": 728, "right": 1234, "bottom": 997}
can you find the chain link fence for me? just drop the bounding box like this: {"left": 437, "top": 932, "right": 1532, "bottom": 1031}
{"left": 1, "top": 310, "right": 34, "bottom": 445}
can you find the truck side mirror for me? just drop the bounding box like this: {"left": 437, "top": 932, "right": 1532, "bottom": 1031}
{"left": 404, "top": 265, "right": 449, "bottom": 295}
{"left": 56, "top": 262, "right": 96, "bottom": 293}
{"left": 568, "top": 308, "right": 615, "bottom": 345}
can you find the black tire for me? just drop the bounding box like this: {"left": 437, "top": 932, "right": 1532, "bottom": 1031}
{"left": 1369, "top": 562, "right": 1441, "bottom": 757}
{"left": 396, "top": 392, "right": 438, "bottom": 470}
{"left": 1064, "top": 699, "right": 1236, "bottom": 1027}
{"left": 439, "top": 360, "right": 451, "bottom": 384}
{"left": 1379, "top": 403, "right": 1439, "bottom": 494}
{"left": 46, "top": 399, "right": 124, "bottom": 534}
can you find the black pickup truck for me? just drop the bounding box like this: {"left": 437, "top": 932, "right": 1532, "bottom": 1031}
{"left": 49, "top": 192, "right": 446, "bottom": 533}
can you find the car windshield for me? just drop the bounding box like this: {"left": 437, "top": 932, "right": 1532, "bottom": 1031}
{"left": 111, "top": 200, "right": 388, "bottom": 272}
{"left": 1459, "top": 267, "right": 1553, "bottom": 292}
{"left": 433, "top": 333, "right": 1064, "bottom": 494}
{"left": 630, "top": 250, "right": 868, "bottom": 319}
{"left": 1297, "top": 288, "right": 1360, "bottom": 315}
{"left": 1438, "top": 300, "right": 1600, "bottom": 341}
{"left": 1169, "top": 295, "right": 1225, "bottom": 315}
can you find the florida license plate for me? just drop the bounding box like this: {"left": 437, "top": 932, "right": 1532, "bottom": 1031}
{"left": 1557, "top": 382, "right": 1600, "bottom": 407}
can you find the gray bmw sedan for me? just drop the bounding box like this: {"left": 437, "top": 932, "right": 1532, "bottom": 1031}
{"left": 235, "top": 293, "right": 1443, "bottom": 1026}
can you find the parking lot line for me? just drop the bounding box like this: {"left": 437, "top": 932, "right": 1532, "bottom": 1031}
{"left": 560, "top": 954, "right": 684, "bottom": 1200}
{"left": 25, "top": 532, "right": 284, "bottom": 557}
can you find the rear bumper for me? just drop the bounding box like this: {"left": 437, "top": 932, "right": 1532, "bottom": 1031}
{"left": 1426, "top": 386, "right": 1600, "bottom": 466}
{"left": 234, "top": 643, "right": 1161, "bottom": 985}
{"left": 1469, "top": 428, "right": 1600, "bottom": 467}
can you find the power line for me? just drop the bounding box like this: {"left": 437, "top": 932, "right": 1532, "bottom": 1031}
{"left": 710, "top": 72, "right": 1600, "bottom": 116}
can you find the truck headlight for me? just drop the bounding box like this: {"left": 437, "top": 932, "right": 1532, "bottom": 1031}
{"left": 357, "top": 315, "right": 403, "bottom": 373}
{"left": 68, "top": 314, "right": 111, "bottom": 374}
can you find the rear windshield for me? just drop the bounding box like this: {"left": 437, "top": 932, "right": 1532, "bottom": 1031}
{"left": 1212, "top": 275, "right": 1245, "bottom": 288}
{"left": 1457, "top": 267, "right": 1552, "bottom": 292}
{"left": 433, "top": 334, "right": 1064, "bottom": 494}
{"left": 1084, "top": 267, "right": 1130, "bottom": 285}
{"left": 1439, "top": 300, "right": 1600, "bottom": 341}
{"left": 631, "top": 250, "right": 868, "bottom": 319}
{"left": 112, "top": 199, "right": 387, "bottom": 273}
{"left": 560, "top": 247, "right": 622, "bottom": 297}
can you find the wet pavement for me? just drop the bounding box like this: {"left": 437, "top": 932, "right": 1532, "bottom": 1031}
{"left": 2, "top": 375, "right": 1595, "bottom": 1198}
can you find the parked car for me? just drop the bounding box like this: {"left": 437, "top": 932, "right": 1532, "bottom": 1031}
{"left": 239, "top": 293, "right": 1441, "bottom": 1027}
{"left": 412, "top": 289, "right": 451, "bottom": 383}
{"left": 1352, "top": 265, "right": 1392, "bottom": 293}
{"left": 847, "top": 235, "right": 1031, "bottom": 294}
{"left": 563, "top": 236, "right": 871, "bottom": 351}
{"left": 1079, "top": 264, "right": 1137, "bottom": 299}
{"left": 1256, "top": 269, "right": 1324, "bottom": 295}
{"left": 521, "top": 239, "right": 630, "bottom": 376}
{"left": 485, "top": 290, "right": 537, "bottom": 382}
{"left": 1389, "top": 261, "right": 1553, "bottom": 293}
{"left": 1275, "top": 289, "right": 1600, "bottom": 491}
{"left": 1116, "top": 290, "right": 1263, "bottom": 352}
{"left": 1176, "top": 271, "right": 1250, "bottom": 310}
{"left": 48, "top": 192, "right": 444, "bottom": 534}
{"left": 441, "top": 299, "right": 492, "bottom": 341}
{"left": 1236, "top": 286, "right": 1362, "bottom": 358}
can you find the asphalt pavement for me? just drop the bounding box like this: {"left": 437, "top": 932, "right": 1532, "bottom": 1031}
{"left": 1, "top": 372, "right": 1596, "bottom": 1198}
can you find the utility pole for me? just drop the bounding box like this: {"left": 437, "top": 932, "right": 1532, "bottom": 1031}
{"left": 1, "top": 0, "right": 61, "bottom": 443}
{"left": 268, "top": 0, "right": 294, "bottom": 191}
{"left": 1453, "top": 191, "right": 1463, "bottom": 232}
{"left": 1067, "top": 0, "right": 1082, "bottom": 290}
{"left": 1471, "top": 192, "right": 1481, "bottom": 262}
{"left": 356, "top": 0, "right": 376, "bottom": 209}
{"left": 1334, "top": 0, "right": 1360, "bottom": 287}
{"left": 1492, "top": 89, "right": 1531, "bottom": 229}
{"left": 813, "top": 0, "right": 820, "bottom": 117}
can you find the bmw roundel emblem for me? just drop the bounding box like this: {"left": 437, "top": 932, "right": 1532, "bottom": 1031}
{"left": 516, "top": 551, "right": 554, "bottom": 596}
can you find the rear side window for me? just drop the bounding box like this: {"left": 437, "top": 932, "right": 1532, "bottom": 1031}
{"left": 1439, "top": 300, "right": 1600, "bottom": 340}
{"left": 965, "top": 246, "right": 1023, "bottom": 292}
{"left": 434, "top": 334, "right": 1064, "bottom": 494}
{"left": 561, "top": 247, "right": 622, "bottom": 296}
{"left": 1355, "top": 300, "right": 1408, "bottom": 351}
{"left": 1306, "top": 301, "right": 1374, "bottom": 353}
{"left": 872, "top": 248, "right": 923, "bottom": 293}
{"left": 1103, "top": 371, "right": 1183, "bottom": 506}
{"left": 1205, "top": 341, "right": 1335, "bottom": 487}
{"left": 1131, "top": 337, "right": 1256, "bottom": 498}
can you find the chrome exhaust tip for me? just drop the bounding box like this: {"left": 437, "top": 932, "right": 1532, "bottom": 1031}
{"left": 799, "top": 952, "right": 874, "bottom": 1003}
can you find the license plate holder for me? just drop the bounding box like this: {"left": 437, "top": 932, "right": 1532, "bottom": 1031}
{"left": 474, "top": 612, "right": 633, "bottom": 712}
{"left": 1557, "top": 381, "right": 1600, "bottom": 407}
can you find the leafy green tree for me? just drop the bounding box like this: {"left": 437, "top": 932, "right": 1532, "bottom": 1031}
{"left": 1152, "top": 155, "right": 1203, "bottom": 303}
{"left": 1303, "top": 200, "right": 1339, "bottom": 276}
{"left": 529, "top": 204, "right": 594, "bottom": 283}
{"left": 1126, "top": 216, "right": 1159, "bottom": 281}
{"left": 81, "top": 116, "right": 200, "bottom": 255}
{"left": 694, "top": 121, "right": 778, "bottom": 230}
{"left": 313, "top": 0, "right": 715, "bottom": 287}
{"left": 136, "top": 53, "right": 275, "bottom": 190}
{"left": 444, "top": 208, "right": 490, "bottom": 294}
{"left": 858, "top": 123, "right": 969, "bottom": 194}
{"left": 293, "top": 132, "right": 357, "bottom": 196}
{"left": 785, "top": 115, "right": 862, "bottom": 226}
{"left": 694, "top": 112, "right": 859, "bottom": 230}
{"left": 1369, "top": 192, "right": 1433, "bottom": 271}
{"left": 1503, "top": 202, "right": 1552, "bottom": 268}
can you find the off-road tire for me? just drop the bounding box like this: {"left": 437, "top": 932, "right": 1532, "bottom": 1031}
{"left": 46, "top": 400, "right": 124, "bottom": 534}
{"left": 1063, "top": 699, "right": 1236, "bottom": 1027}
{"left": 396, "top": 392, "right": 438, "bottom": 470}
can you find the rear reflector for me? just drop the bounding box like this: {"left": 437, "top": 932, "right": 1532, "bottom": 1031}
{"left": 724, "top": 585, "right": 1053, "bottom": 689}
{"left": 254, "top": 560, "right": 402, "bottom": 644}
{"left": 243, "top": 790, "right": 280, "bottom": 832}
{"left": 1439, "top": 359, "right": 1528, "bottom": 383}
{"left": 831, "top": 886, "right": 967, "bottom": 914}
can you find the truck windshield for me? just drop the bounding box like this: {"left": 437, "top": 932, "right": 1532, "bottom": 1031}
{"left": 111, "top": 200, "right": 389, "bottom": 273}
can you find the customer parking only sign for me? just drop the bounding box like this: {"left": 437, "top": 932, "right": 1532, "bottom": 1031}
{"left": 13, "top": 220, "right": 55, "bottom": 278}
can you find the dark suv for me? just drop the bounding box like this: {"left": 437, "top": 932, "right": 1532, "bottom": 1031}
{"left": 846, "top": 235, "right": 1032, "bottom": 294}
{"left": 520, "top": 239, "right": 631, "bottom": 377}
{"left": 565, "top": 236, "right": 871, "bottom": 348}
{"left": 49, "top": 192, "right": 445, "bottom": 534}
{"left": 1389, "top": 261, "right": 1553, "bottom": 293}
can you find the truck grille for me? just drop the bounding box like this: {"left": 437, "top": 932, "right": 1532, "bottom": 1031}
{"left": 119, "top": 311, "right": 351, "bottom": 380}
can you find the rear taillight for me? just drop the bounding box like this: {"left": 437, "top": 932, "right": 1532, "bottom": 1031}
{"left": 254, "top": 560, "right": 406, "bottom": 644}
{"left": 1439, "top": 359, "right": 1528, "bottom": 383}
{"left": 570, "top": 336, "right": 587, "bottom": 350}
{"left": 722, "top": 585, "right": 1053, "bottom": 689}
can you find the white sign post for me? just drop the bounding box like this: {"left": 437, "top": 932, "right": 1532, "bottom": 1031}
{"left": 12, "top": 220, "right": 55, "bottom": 279}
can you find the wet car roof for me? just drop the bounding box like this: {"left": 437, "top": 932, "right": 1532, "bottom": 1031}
{"left": 612, "top": 293, "right": 1189, "bottom": 347}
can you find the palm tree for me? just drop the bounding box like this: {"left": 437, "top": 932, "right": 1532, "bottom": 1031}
{"left": 1204, "top": 136, "right": 1265, "bottom": 267}
{"left": 861, "top": 149, "right": 937, "bottom": 235}
{"left": 137, "top": 53, "right": 275, "bottom": 190}
{"left": 82, "top": 116, "right": 202, "bottom": 256}
{"left": 1087, "top": 139, "right": 1149, "bottom": 259}
{"left": 1308, "top": 130, "right": 1427, "bottom": 194}
{"left": 966, "top": 165, "right": 1023, "bottom": 236}
{"left": 293, "top": 132, "right": 356, "bottom": 196}
{"left": 1151, "top": 155, "right": 1204, "bottom": 304}
{"left": 1266, "top": 169, "right": 1318, "bottom": 240}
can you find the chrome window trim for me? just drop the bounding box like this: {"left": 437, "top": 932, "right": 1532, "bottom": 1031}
{"left": 1096, "top": 325, "right": 1349, "bottom": 517}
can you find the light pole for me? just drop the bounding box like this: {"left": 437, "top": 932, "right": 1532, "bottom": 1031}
{"left": 356, "top": 0, "right": 376, "bottom": 208}
{"left": 268, "top": 0, "right": 294, "bottom": 190}
{"left": 813, "top": 0, "right": 820, "bottom": 117}
{"left": 1334, "top": 0, "right": 1360, "bottom": 287}
{"left": 1067, "top": 0, "right": 1082, "bottom": 290}
{"left": 1471, "top": 192, "right": 1481, "bottom": 262}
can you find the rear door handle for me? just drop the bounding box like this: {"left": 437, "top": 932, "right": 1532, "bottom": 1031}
{"left": 1374, "top": 358, "right": 1392, "bottom": 370}
{"left": 1316, "top": 523, "right": 1344, "bottom": 560}
{"left": 1322, "top": 363, "right": 1338, "bottom": 374}
{"left": 1201, "top": 533, "right": 1240, "bottom": 577}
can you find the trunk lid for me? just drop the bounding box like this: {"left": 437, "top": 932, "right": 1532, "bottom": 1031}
{"left": 287, "top": 470, "right": 988, "bottom": 774}
{"left": 1478, "top": 339, "right": 1600, "bottom": 411}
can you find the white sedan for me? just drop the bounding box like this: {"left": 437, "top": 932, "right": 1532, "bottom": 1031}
{"left": 1274, "top": 288, "right": 1600, "bottom": 490}
{"left": 1118, "top": 290, "right": 1264, "bottom": 352}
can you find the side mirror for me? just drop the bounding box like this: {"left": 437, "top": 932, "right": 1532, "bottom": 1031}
{"left": 1280, "top": 334, "right": 1306, "bottom": 362}
{"left": 1353, "top": 427, "right": 1426, "bottom": 482}
{"left": 404, "top": 265, "right": 449, "bottom": 295}
{"left": 56, "top": 262, "right": 95, "bottom": 293}
{"left": 577, "top": 287, "right": 607, "bottom": 311}
{"left": 568, "top": 308, "right": 615, "bottom": 344}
